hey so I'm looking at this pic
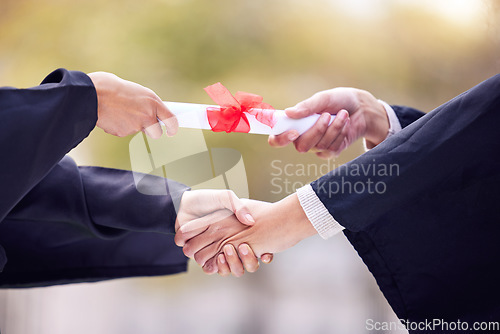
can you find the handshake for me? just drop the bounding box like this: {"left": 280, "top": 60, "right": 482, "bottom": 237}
{"left": 89, "top": 72, "right": 391, "bottom": 275}
{"left": 174, "top": 189, "right": 317, "bottom": 277}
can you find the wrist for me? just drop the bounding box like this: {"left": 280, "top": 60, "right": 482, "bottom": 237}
{"left": 357, "top": 90, "right": 390, "bottom": 147}
{"left": 274, "top": 193, "right": 318, "bottom": 245}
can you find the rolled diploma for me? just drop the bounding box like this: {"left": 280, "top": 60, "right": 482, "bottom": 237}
{"left": 162, "top": 101, "right": 334, "bottom": 135}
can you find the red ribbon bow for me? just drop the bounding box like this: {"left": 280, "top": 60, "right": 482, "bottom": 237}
{"left": 204, "top": 82, "right": 276, "bottom": 133}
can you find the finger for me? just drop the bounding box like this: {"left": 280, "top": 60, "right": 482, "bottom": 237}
{"left": 327, "top": 117, "right": 350, "bottom": 153}
{"left": 179, "top": 209, "right": 233, "bottom": 234}
{"left": 174, "top": 225, "right": 207, "bottom": 247}
{"left": 261, "top": 253, "right": 274, "bottom": 264}
{"left": 143, "top": 122, "right": 163, "bottom": 139}
{"left": 331, "top": 136, "right": 350, "bottom": 156}
{"left": 193, "top": 240, "right": 222, "bottom": 267}
{"left": 157, "top": 101, "right": 178, "bottom": 137}
{"left": 294, "top": 112, "right": 331, "bottom": 153}
{"left": 315, "top": 150, "right": 337, "bottom": 159}
{"left": 224, "top": 244, "right": 244, "bottom": 277}
{"left": 237, "top": 244, "right": 260, "bottom": 273}
{"left": 268, "top": 130, "right": 299, "bottom": 147}
{"left": 285, "top": 91, "right": 332, "bottom": 119}
{"left": 183, "top": 230, "right": 218, "bottom": 260}
{"left": 314, "top": 109, "right": 349, "bottom": 151}
{"left": 140, "top": 93, "right": 167, "bottom": 139}
{"left": 202, "top": 257, "right": 218, "bottom": 275}
{"left": 217, "top": 254, "right": 231, "bottom": 276}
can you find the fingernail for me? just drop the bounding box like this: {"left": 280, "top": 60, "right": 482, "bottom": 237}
{"left": 262, "top": 256, "right": 269, "bottom": 264}
{"left": 225, "top": 245, "right": 234, "bottom": 256}
{"left": 239, "top": 244, "right": 249, "bottom": 256}
{"left": 218, "top": 254, "right": 226, "bottom": 264}
{"left": 288, "top": 131, "right": 299, "bottom": 141}
{"left": 339, "top": 110, "right": 348, "bottom": 121}
{"left": 245, "top": 213, "right": 255, "bottom": 223}
{"left": 163, "top": 117, "right": 178, "bottom": 137}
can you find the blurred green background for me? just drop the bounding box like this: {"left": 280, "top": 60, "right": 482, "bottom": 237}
{"left": 2, "top": 0, "right": 499, "bottom": 202}
{"left": 1, "top": 0, "right": 499, "bottom": 333}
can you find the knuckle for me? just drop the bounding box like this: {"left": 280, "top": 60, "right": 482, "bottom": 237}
{"left": 183, "top": 244, "right": 193, "bottom": 258}
{"left": 315, "top": 141, "right": 329, "bottom": 150}
{"left": 193, "top": 252, "right": 204, "bottom": 265}
{"left": 297, "top": 147, "right": 308, "bottom": 153}
{"left": 174, "top": 234, "right": 183, "bottom": 246}
{"left": 203, "top": 263, "right": 214, "bottom": 274}
{"left": 268, "top": 137, "right": 280, "bottom": 147}
{"left": 312, "top": 91, "right": 326, "bottom": 101}
{"left": 232, "top": 270, "right": 244, "bottom": 278}
{"left": 295, "top": 142, "right": 310, "bottom": 153}
{"left": 332, "top": 119, "right": 344, "bottom": 131}
{"left": 115, "top": 130, "right": 126, "bottom": 137}
{"left": 225, "top": 189, "right": 236, "bottom": 198}
{"left": 314, "top": 122, "right": 328, "bottom": 135}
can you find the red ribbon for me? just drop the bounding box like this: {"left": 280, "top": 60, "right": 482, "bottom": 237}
{"left": 204, "top": 82, "right": 276, "bottom": 133}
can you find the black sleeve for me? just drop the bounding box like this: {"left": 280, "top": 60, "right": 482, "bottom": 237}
{"left": 0, "top": 70, "right": 189, "bottom": 287}
{"left": 391, "top": 105, "right": 426, "bottom": 128}
{"left": 0, "top": 154, "right": 189, "bottom": 288}
{"left": 311, "top": 74, "right": 500, "bottom": 328}
{"left": 0, "top": 69, "right": 97, "bottom": 221}
{"left": 0, "top": 69, "right": 97, "bottom": 272}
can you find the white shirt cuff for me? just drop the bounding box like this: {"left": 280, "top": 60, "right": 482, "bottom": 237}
{"left": 363, "top": 100, "right": 402, "bottom": 151}
{"left": 296, "top": 184, "right": 344, "bottom": 239}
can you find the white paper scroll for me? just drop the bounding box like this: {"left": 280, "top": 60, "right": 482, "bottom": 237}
{"left": 162, "top": 101, "right": 334, "bottom": 135}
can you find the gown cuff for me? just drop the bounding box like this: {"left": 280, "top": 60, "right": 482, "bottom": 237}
{"left": 296, "top": 184, "right": 344, "bottom": 239}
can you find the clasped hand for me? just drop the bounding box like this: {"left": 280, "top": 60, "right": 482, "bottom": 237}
{"left": 174, "top": 190, "right": 316, "bottom": 277}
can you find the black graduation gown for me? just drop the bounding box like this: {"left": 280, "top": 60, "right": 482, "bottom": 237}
{"left": 312, "top": 74, "right": 500, "bottom": 332}
{"left": 0, "top": 69, "right": 188, "bottom": 288}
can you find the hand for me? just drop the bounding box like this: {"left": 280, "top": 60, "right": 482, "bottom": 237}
{"left": 88, "top": 72, "right": 178, "bottom": 138}
{"left": 183, "top": 194, "right": 317, "bottom": 274}
{"left": 269, "top": 88, "right": 389, "bottom": 158}
{"left": 174, "top": 189, "right": 255, "bottom": 239}
{"left": 174, "top": 189, "right": 273, "bottom": 275}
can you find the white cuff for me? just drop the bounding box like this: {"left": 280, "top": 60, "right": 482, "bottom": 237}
{"left": 363, "top": 100, "right": 402, "bottom": 151}
{"left": 296, "top": 184, "right": 344, "bottom": 239}
{"left": 380, "top": 99, "right": 402, "bottom": 138}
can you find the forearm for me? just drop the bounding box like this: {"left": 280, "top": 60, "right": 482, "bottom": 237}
{"left": 7, "top": 156, "right": 189, "bottom": 236}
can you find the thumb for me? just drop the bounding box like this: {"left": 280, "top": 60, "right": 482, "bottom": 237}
{"left": 219, "top": 190, "right": 255, "bottom": 226}
{"left": 156, "top": 100, "right": 178, "bottom": 137}
{"left": 285, "top": 90, "right": 332, "bottom": 119}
